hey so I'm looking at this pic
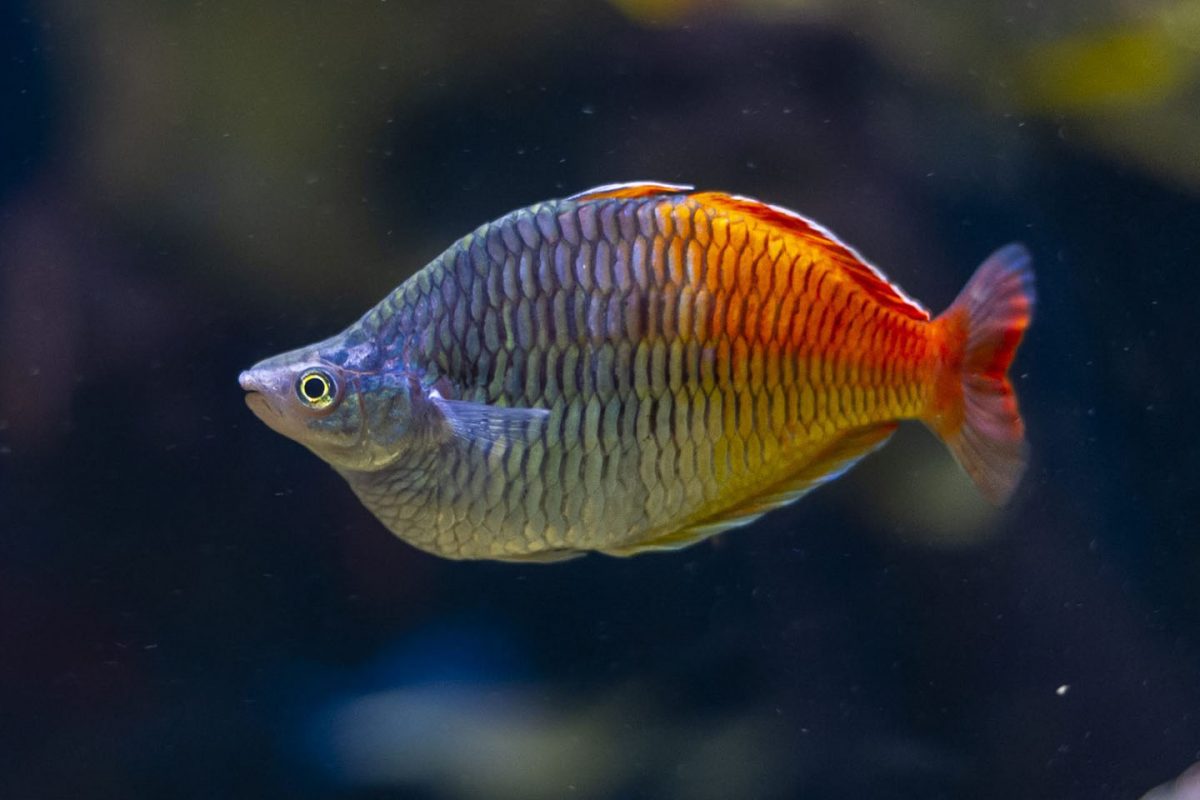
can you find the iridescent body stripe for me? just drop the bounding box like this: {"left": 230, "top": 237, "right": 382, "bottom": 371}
{"left": 343, "top": 184, "right": 940, "bottom": 560}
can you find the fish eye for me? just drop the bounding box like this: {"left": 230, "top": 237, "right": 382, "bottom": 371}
{"left": 296, "top": 369, "right": 336, "bottom": 409}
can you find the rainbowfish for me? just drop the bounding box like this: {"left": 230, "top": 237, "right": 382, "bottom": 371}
{"left": 240, "top": 182, "right": 1035, "bottom": 561}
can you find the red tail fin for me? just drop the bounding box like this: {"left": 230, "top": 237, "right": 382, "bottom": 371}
{"left": 928, "top": 244, "right": 1036, "bottom": 505}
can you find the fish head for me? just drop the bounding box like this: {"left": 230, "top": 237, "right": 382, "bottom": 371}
{"left": 239, "top": 330, "right": 421, "bottom": 471}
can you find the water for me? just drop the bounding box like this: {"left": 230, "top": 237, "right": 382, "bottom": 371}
{"left": 2, "top": 2, "right": 1197, "bottom": 798}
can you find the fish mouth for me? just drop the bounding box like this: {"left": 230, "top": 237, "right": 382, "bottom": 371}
{"left": 240, "top": 369, "right": 289, "bottom": 429}
{"left": 243, "top": 391, "right": 273, "bottom": 416}
{"left": 240, "top": 370, "right": 280, "bottom": 411}
{"left": 243, "top": 390, "right": 302, "bottom": 442}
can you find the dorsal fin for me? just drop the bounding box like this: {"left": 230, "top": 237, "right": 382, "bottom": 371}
{"left": 568, "top": 181, "right": 694, "bottom": 202}
{"left": 603, "top": 422, "right": 897, "bottom": 556}
{"left": 694, "top": 192, "right": 930, "bottom": 321}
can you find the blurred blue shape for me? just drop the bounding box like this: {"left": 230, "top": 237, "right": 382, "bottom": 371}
{"left": 350, "top": 619, "right": 532, "bottom": 690}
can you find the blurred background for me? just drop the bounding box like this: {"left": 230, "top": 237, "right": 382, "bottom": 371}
{"left": 2, "top": 1, "right": 1199, "bottom": 798}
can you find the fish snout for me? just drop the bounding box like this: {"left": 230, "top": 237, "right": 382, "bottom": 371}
{"left": 239, "top": 366, "right": 289, "bottom": 416}
{"left": 239, "top": 366, "right": 287, "bottom": 396}
{"left": 240, "top": 366, "right": 293, "bottom": 430}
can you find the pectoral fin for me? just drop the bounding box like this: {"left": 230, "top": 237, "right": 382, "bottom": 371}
{"left": 430, "top": 395, "right": 550, "bottom": 455}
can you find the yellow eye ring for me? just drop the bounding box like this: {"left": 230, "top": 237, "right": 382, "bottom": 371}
{"left": 296, "top": 370, "right": 335, "bottom": 409}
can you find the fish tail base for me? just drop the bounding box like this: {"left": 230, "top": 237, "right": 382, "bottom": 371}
{"left": 928, "top": 244, "right": 1036, "bottom": 505}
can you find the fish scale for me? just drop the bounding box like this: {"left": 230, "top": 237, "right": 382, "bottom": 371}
{"left": 242, "top": 182, "right": 1035, "bottom": 560}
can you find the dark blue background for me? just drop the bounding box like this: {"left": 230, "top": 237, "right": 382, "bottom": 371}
{"left": 2, "top": 2, "right": 1196, "bottom": 798}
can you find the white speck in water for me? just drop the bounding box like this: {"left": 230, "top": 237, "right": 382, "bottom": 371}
{"left": 1056, "top": 684, "right": 1070, "bottom": 696}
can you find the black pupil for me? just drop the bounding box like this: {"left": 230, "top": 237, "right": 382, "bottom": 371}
{"left": 302, "top": 375, "right": 327, "bottom": 401}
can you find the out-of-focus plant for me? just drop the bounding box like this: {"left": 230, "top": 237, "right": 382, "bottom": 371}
{"left": 615, "top": 0, "right": 1200, "bottom": 191}
{"left": 39, "top": 0, "right": 1200, "bottom": 312}
{"left": 44, "top": 0, "right": 588, "bottom": 305}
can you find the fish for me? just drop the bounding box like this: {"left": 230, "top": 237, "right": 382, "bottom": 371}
{"left": 239, "top": 182, "right": 1035, "bottom": 561}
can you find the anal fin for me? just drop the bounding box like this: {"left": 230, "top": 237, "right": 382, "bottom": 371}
{"left": 604, "top": 422, "right": 897, "bottom": 556}
{"left": 493, "top": 549, "right": 586, "bottom": 564}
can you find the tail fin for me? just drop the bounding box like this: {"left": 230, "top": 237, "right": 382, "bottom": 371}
{"left": 928, "top": 244, "right": 1036, "bottom": 505}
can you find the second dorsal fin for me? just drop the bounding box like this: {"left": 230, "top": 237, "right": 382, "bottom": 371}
{"left": 568, "top": 181, "right": 694, "bottom": 202}
{"left": 695, "top": 192, "right": 930, "bottom": 322}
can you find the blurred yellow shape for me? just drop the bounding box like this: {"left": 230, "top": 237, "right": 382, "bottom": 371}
{"left": 1161, "top": 0, "right": 1200, "bottom": 52}
{"left": 609, "top": 0, "right": 698, "bottom": 25}
{"left": 852, "top": 428, "right": 998, "bottom": 549}
{"left": 1020, "top": 25, "right": 1192, "bottom": 111}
